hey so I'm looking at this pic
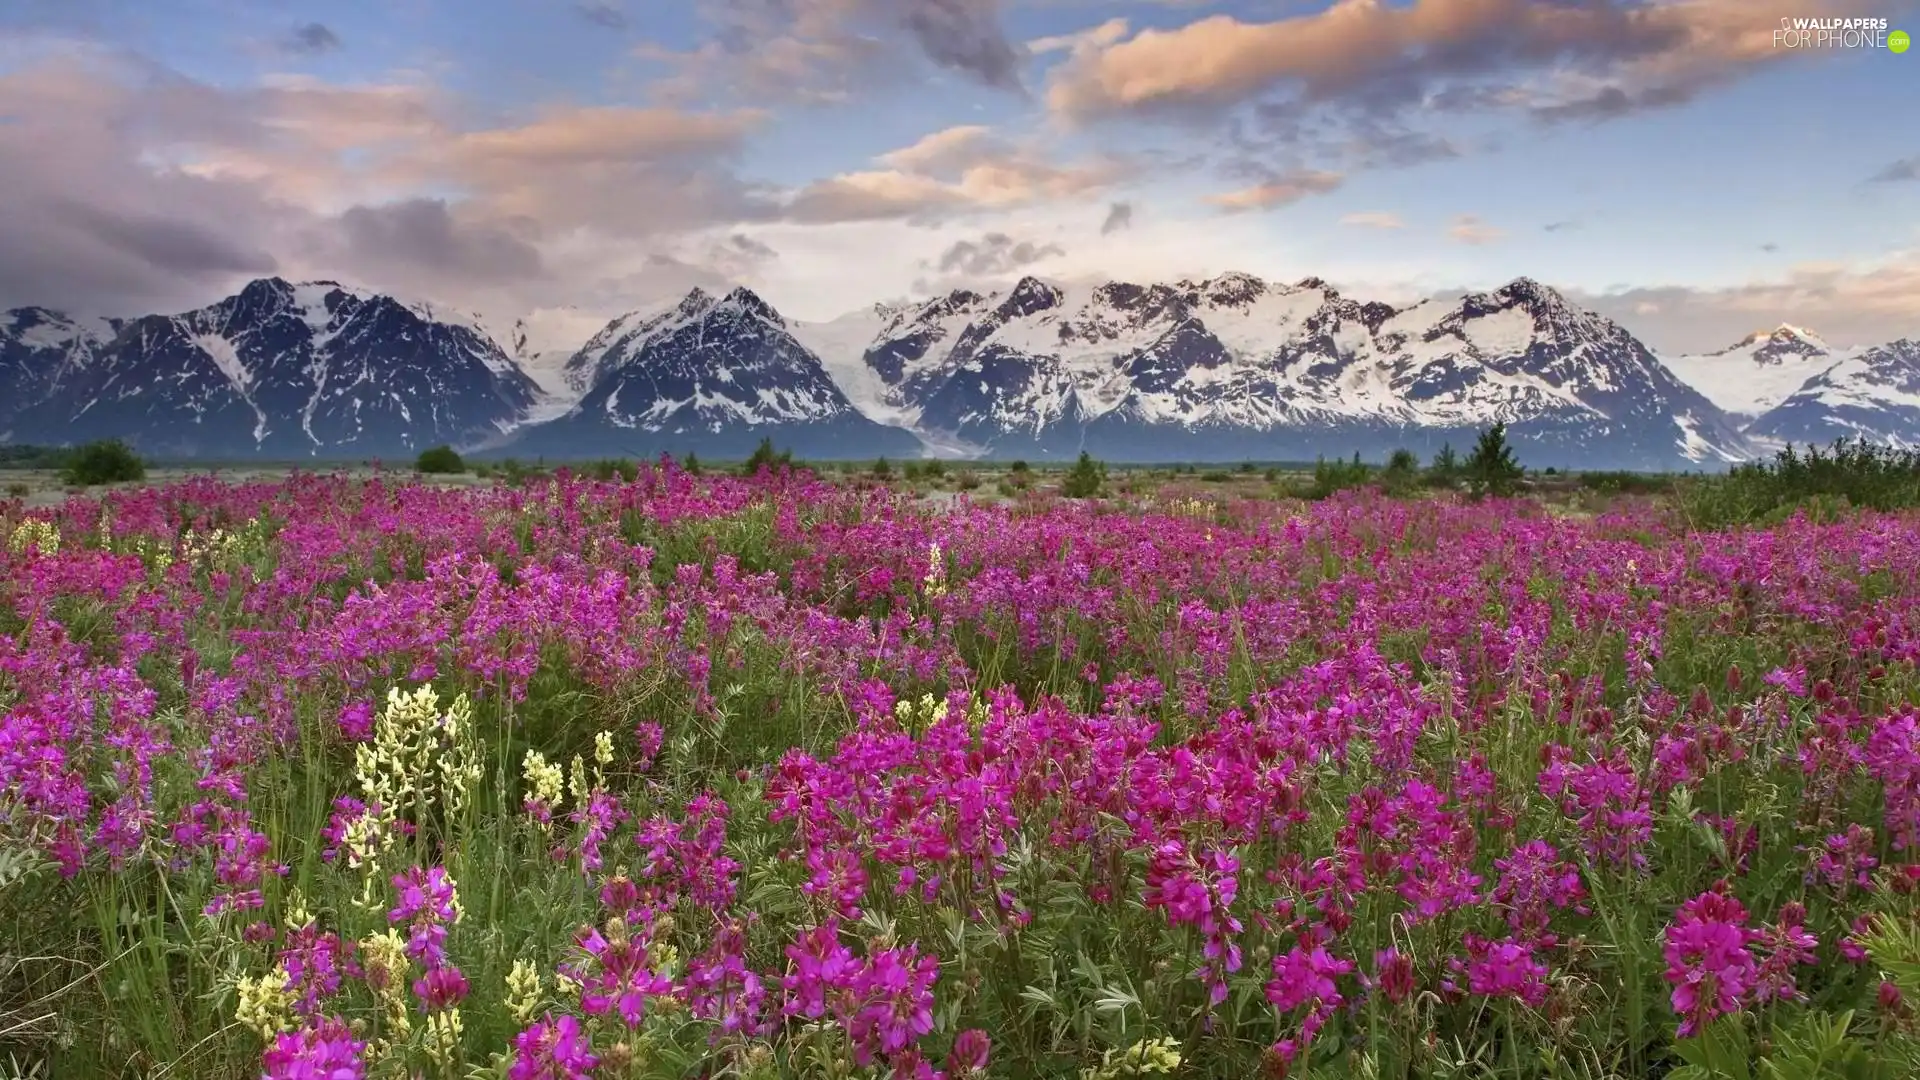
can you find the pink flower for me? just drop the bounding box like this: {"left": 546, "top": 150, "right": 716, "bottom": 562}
{"left": 1662, "top": 886, "right": 1760, "bottom": 1037}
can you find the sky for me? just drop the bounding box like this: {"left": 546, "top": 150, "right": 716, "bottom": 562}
{"left": 0, "top": 0, "right": 1916, "bottom": 355}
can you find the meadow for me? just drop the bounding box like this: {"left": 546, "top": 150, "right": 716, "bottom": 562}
{"left": 5, "top": 452, "right": 1920, "bottom": 1080}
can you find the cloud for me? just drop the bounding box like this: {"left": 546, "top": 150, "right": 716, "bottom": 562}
{"left": 284, "top": 23, "right": 342, "bottom": 55}
{"left": 1339, "top": 210, "right": 1402, "bottom": 229}
{"left": 898, "top": 0, "right": 1026, "bottom": 91}
{"left": 933, "top": 231, "right": 1065, "bottom": 275}
{"left": 0, "top": 46, "right": 779, "bottom": 317}
{"left": 1543, "top": 219, "right": 1579, "bottom": 232}
{"left": 648, "top": 0, "right": 1027, "bottom": 103}
{"left": 875, "top": 125, "right": 996, "bottom": 173}
{"left": 1869, "top": 158, "right": 1920, "bottom": 183}
{"left": 1099, "top": 201, "right": 1133, "bottom": 234}
{"left": 701, "top": 232, "right": 780, "bottom": 277}
{"left": 332, "top": 198, "right": 545, "bottom": 286}
{"left": 1044, "top": 0, "right": 1872, "bottom": 134}
{"left": 1203, "top": 169, "right": 1342, "bottom": 211}
{"left": 1574, "top": 249, "right": 1920, "bottom": 353}
{"left": 1447, "top": 214, "right": 1503, "bottom": 245}
{"left": 574, "top": 2, "right": 628, "bottom": 29}
{"left": 783, "top": 125, "right": 1126, "bottom": 223}
{"left": 1759, "top": 242, "right": 1779, "bottom": 253}
{"left": 1027, "top": 17, "right": 1131, "bottom": 55}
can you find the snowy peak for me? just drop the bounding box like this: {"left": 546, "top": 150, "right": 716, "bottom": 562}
{"left": 717, "top": 286, "right": 784, "bottom": 327}
{"left": 1715, "top": 324, "right": 1832, "bottom": 364}
{"left": 1664, "top": 322, "right": 1846, "bottom": 420}
{"left": 996, "top": 276, "right": 1064, "bottom": 320}
{"left": 554, "top": 282, "right": 868, "bottom": 437}
{"left": 1746, "top": 338, "right": 1920, "bottom": 448}
{"left": 4, "top": 279, "right": 540, "bottom": 457}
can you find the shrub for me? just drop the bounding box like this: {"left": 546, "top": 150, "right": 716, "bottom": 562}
{"left": 585, "top": 458, "right": 638, "bottom": 482}
{"left": 1382, "top": 448, "right": 1422, "bottom": 497}
{"left": 1009, "top": 459, "right": 1030, "bottom": 475}
{"left": 62, "top": 439, "right": 146, "bottom": 486}
{"left": 1675, "top": 439, "right": 1920, "bottom": 529}
{"left": 741, "top": 438, "right": 792, "bottom": 476}
{"left": 954, "top": 469, "right": 980, "bottom": 491}
{"left": 872, "top": 457, "right": 893, "bottom": 479}
{"left": 1300, "top": 453, "right": 1371, "bottom": 500}
{"left": 1061, "top": 450, "right": 1106, "bottom": 498}
{"left": 415, "top": 445, "right": 465, "bottom": 475}
{"left": 1579, "top": 470, "right": 1674, "bottom": 496}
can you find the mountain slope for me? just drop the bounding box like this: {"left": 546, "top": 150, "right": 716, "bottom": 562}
{"left": 7, "top": 278, "right": 542, "bottom": 458}
{"left": 1662, "top": 325, "right": 1842, "bottom": 421}
{"left": 0, "top": 308, "right": 118, "bottom": 441}
{"left": 1746, "top": 339, "right": 1920, "bottom": 447}
{"left": 800, "top": 273, "right": 1752, "bottom": 468}
{"left": 509, "top": 287, "right": 924, "bottom": 459}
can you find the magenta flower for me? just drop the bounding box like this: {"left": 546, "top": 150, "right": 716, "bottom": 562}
{"left": 261, "top": 1015, "right": 365, "bottom": 1080}
{"left": 510, "top": 1013, "right": 599, "bottom": 1080}
{"left": 1663, "top": 887, "right": 1760, "bottom": 1037}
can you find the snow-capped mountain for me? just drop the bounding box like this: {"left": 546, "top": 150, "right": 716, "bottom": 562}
{"left": 0, "top": 308, "right": 119, "bottom": 441}
{"left": 1662, "top": 325, "right": 1845, "bottom": 421}
{"left": 512, "top": 286, "right": 924, "bottom": 459}
{"left": 790, "top": 273, "right": 1752, "bottom": 469}
{"left": 1745, "top": 339, "right": 1920, "bottom": 448}
{"left": 3, "top": 278, "right": 541, "bottom": 458}
{"left": 8, "top": 271, "right": 1913, "bottom": 467}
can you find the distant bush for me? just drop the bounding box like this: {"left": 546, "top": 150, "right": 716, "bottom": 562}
{"left": 1298, "top": 453, "right": 1371, "bottom": 500}
{"left": 415, "top": 445, "right": 465, "bottom": 475}
{"left": 872, "top": 457, "right": 893, "bottom": 479}
{"left": 498, "top": 458, "right": 551, "bottom": 487}
{"left": 62, "top": 439, "right": 146, "bottom": 486}
{"left": 1009, "top": 460, "right": 1030, "bottom": 475}
{"left": 1061, "top": 451, "right": 1106, "bottom": 498}
{"left": 585, "top": 458, "right": 639, "bottom": 482}
{"left": 1676, "top": 439, "right": 1920, "bottom": 529}
{"left": 1579, "top": 470, "right": 1674, "bottom": 496}
{"left": 5, "top": 481, "right": 29, "bottom": 499}
{"left": 1200, "top": 469, "right": 1231, "bottom": 483}
{"left": 1378, "top": 449, "right": 1422, "bottom": 497}
{"left": 1425, "top": 443, "right": 1461, "bottom": 489}
{"left": 0, "top": 444, "right": 71, "bottom": 469}
{"left": 741, "top": 439, "right": 791, "bottom": 476}
{"left": 920, "top": 458, "right": 948, "bottom": 480}
{"left": 953, "top": 469, "right": 980, "bottom": 491}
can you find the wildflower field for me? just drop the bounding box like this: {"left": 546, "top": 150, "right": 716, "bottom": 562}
{"left": 7, "top": 465, "right": 1920, "bottom": 1080}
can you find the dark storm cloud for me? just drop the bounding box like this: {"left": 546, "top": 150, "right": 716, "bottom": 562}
{"left": 574, "top": 2, "right": 628, "bottom": 29}
{"left": 1099, "top": 201, "right": 1133, "bottom": 235}
{"left": 285, "top": 23, "right": 342, "bottom": 54}
{"left": 933, "top": 231, "right": 1063, "bottom": 275}
{"left": 336, "top": 198, "right": 545, "bottom": 284}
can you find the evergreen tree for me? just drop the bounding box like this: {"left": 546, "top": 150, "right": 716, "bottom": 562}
{"left": 1061, "top": 451, "right": 1106, "bottom": 498}
{"left": 1464, "top": 423, "right": 1524, "bottom": 498}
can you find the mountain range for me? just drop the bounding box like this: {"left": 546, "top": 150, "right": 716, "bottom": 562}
{"left": 3, "top": 274, "right": 1914, "bottom": 470}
